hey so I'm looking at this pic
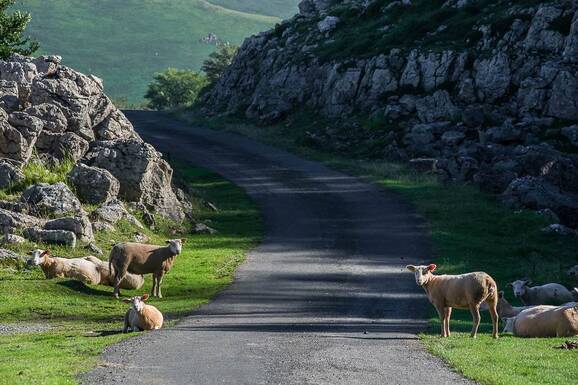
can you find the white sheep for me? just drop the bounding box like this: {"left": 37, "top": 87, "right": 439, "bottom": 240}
{"left": 29, "top": 249, "right": 101, "bottom": 285}
{"left": 502, "top": 303, "right": 578, "bottom": 337}
{"left": 508, "top": 279, "right": 574, "bottom": 305}
{"left": 406, "top": 264, "right": 499, "bottom": 338}
{"left": 567, "top": 265, "right": 578, "bottom": 279}
{"left": 122, "top": 293, "right": 163, "bottom": 332}
{"left": 489, "top": 290, "right": 534, "bottom": 319}
{"left": 109, "top": 239, "right": 186, "bottom": 298}
{"left": 83, "top": 255, "right": 144, "bottom": 290}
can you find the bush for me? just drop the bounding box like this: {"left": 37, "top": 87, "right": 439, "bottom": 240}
{"left": 201, "top": 42, "right": 238, "bottom": 84}
{"left": 0, "top": 0, "right": 38, "bottom": 59}
{"left": 145, "top": 68, "right": 208, "bottom": 110}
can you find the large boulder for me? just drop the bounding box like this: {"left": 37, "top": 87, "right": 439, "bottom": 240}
{"left": 67, "top": 163, "right": 120, "bottom": 204}
{"left": 24, "top": 103, "right": 67, "bottom": 133}
{"left": 44, "top": 215, "right": 93, "bottom": 243}
{"left": 0, "top": 113, "right": 42, "bottom": 162}
{"left": 35, "top": 131, "right": 89, "bottom": 162}
{"left": 20, "top": 182, "right": 83, "bottom": 217}
{"left": 0, "top": 160, "right": 24, "bottom": 189}
{"left": 83, "top": 139, "right": 185, "bottom": 221}
{"left": 90, "top": 199, "right": 143, "bottom": 229}
{"left": 0, "top": 208, "right": 44, "bottom": 230}
{"left": 23, "top": 227, "right": 76, "bottom": 247}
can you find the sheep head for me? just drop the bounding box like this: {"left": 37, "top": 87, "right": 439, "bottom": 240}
{"left": 165, "top": 238, "right": 186, "bottom": 255}
{"left": 567, "top": 265, "right": 578, "bottom": 277}
{"left": 122, "top": 294, "right": 150, "bottom": 312}
{"left": 509, "top": 279, "right": 531, "bottom": 298}
{"left": 502, "top": 317, "right": 515, "bottom": 333}
{"left": 406, "top": 264, "right": 437, "bottom": 286}
{"left": 28, "top": 249, "right": 50, "bottom": 266}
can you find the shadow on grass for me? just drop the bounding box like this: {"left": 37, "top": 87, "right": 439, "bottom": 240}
{"left": 57, "top": 280, "right": 113, "bottom": 297}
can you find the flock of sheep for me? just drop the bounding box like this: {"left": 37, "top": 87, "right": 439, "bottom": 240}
{"left": 28, "top": 239, "right": 186, "bottom": 333}
{"left": 407, "top": 264, "right": 578, "bottom": 338}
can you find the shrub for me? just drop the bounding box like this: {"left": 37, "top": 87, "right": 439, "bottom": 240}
{"left": 201, "top": 42, "right": 239, "bottom": 84}
{"left": 0, "top": 0, "right": 38, "bottom": 59}
{"left": 145, "top": 68, "right": 208, "bottom": 110}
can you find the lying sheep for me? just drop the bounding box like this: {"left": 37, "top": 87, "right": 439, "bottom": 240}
{"left": 508, "top": 279, "right": 574, "bottom": 305}
{"left": 109, "top": 239, "right": 186, "bottom": 298}
{"left": 482, "top": 290, "right": 534, "bottom": 319}
{"left": 406, "top": 264, "right": 499, "bottom": 338}
{"left": 122, "top": 293, "right": 163, "bottom": 332}
{"left": 83, "top": 255, "right": 144, "bottom": 290}
{"left": 30, "top": 249, "right": 101, "bottom": 285}
{"left": 503, "top": 303, "right": 578, "bottom": 337}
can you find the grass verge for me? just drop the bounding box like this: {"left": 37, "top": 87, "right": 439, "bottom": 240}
{"left": 176, "top": 110, "right": 578, "bottom": 385}
{"left": 0, "top": 162, "right": 261, "bottom": 385}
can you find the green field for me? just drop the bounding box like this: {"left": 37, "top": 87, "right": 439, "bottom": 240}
{"left": 0, "top": 163, "right": 262, "bottom": 384}
{"left": 209, "top": 0, "right": 300, "bottom": 18}
{"left": 16, "top": 0, "right": 288, "bottom": 102}
{"left": 178, "top": 110, "right": 578, "bottom": 385}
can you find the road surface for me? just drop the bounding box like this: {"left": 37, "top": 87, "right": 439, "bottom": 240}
{"left": 84, "top": 111, "right": 471, "bottom": 385}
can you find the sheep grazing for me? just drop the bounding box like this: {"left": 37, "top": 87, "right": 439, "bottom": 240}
{"left": 29, "top": 249, "right": 101, "bottom": 285}
{"left": 508, "top": 279, "right": 574, "bottom": 305}
{"left": 109, "top": 239, "right": 186, "bottom": 298}
{"left": 122, "top": 294, "right": 163, "bottom": 332}
{"left": 83, "top": 256, "right": 144, "bottom": 290}
{"left": 406, "top": 264, "right": 499, "bottom": 338}
{"left": 502, "top": 303, "right": 578, "bottom": 337}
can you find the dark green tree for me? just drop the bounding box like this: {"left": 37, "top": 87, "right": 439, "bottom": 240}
{"left": 0, "top": 0, "right": 38, "bottom": 59}
{"left": 145, "top": 68, "right": 208, "bottom": 110}
{"left": 201, "top": 42, "right": 238, "bottom": 84}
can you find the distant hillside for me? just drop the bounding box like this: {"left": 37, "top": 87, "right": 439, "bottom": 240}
{"left": 209, "top": 0, "right": 300, "bottom": 18}
{"left": 17, "top": 0, "right": 282, "bottom": 102}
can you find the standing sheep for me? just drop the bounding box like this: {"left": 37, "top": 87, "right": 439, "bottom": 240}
{"left": 122, "top": 293, "right": 163, "bottom": 332}
{"left": 406, "top": 264, "right": 499, "bottom": 338}
{"left": 508, "top": 279, "right": 574, "bottom": 305}
{"left": 109, "top": 239, "right": 186, "bottom": 298}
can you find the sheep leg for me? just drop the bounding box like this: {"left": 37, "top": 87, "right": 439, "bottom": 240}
{"left": 151, "top": 275, "right": 158, "bottom": 297}
{"left": 113, "top": 267, "right": 128, "bottom": 298}
{"left": 123, "top": 312, "right": 130, "bottom": 333}
{"left": 486, "top": 296, "right": 499, "bottom": 339}
{"left": 156, "top": 274, "right": 164, "bottom": 298}
{"left": 469, "top": 304, "right": 481, "bottom": 338}
{"left": 444, "top": 307, "right": 452, "bottom": 337}
{"left": 435, "top": 306, "right": 446, "bottom": 337}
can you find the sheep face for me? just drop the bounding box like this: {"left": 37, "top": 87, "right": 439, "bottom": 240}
{"left": 28, "top": 249, "right": 49, "bottom": 266}
{"left": 406, "top": 264, "right": 437, "bottom": 286}
{"left": 165, "top": 238, "right": 186, "bottom": 255}
{"left": 123, "top": 294, "right": 150, "bottom": 312}
{"left": 567, "top": 265, "right": 578, "bottom": 277}
{"left": 502, "top": 317, "right": 515, "bottom": 333}
{"left": 510, "top": 280, "right": 531, "bottom": 298}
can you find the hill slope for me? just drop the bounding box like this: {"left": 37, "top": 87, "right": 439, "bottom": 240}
{"left": 209, "top": 0, "right": 300, "bottom": 18}
{"left": 17, "top": 0, "right": 283, "bottom": 102}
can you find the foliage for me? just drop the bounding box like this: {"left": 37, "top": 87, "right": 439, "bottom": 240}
{"left": 0, "top": 0, "right": 38, "bottom": 59}
{"left": 145, "top": 68, "right": 209, "bottom": 110}
{"left": 0, "top": 163, "right": 261, "bottom": 384}
{"left": 201, "top": 42, "right": 239, "bottom": 84}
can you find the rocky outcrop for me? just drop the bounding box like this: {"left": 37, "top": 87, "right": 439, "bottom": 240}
{"left": 0, "top": 53, "right": 187, "bottom": 225}
{"left": 204, "top": 0, "right": 578, "bottom": 227}
{"left": 23, "top": 227, "right": 77, "bottom": 247}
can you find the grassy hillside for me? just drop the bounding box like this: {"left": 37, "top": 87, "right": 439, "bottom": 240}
{"left": 209, "top": 0, "right": 300, "bottom": 18}
{"left": 16, "top": 0, "right": 279, "bottom": 103}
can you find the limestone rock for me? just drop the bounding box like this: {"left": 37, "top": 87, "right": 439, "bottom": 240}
{"left": 0, "top": 160, "right": 24, "bottom": 189}
{"left": 68, "top": 163, "right": 120, "bottom": 204}
{"left": 44, "top": 215, "right": 94, "bottom": 243}
{"left": 20, "top": 183, "right": 83, "bottom": 217}
{"left": 23, "top": 227, "right": 77, "bottom": 247}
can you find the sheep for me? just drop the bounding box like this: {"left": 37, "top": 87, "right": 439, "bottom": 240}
{"left": 567, "top": 265, "right": 578, "bottom": 279}
{"left": 83, "top": 255, "right": 144, "bottom": 290}
{"left": 502, "top": 303, "right": 578, "bottom": 337}
{"left": 406, "top": 264, "right": 499, "bottom": 338}
{"left": 29, "top": 249, "right": 101, "bottom": 285}
{"left": 486, "top": 290, "right": 534, "bottom": 319}
{"left": 122, "top": 293, "right": 163, "bottom": 332}
{"left": 508, "top": 279, "right": 574, "bottom": 305}
{"left": 109, "top": 239, "right": 186, "bottom": 298}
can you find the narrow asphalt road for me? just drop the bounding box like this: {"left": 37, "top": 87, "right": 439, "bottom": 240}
{"left": 85, "top": 111, "right": 471, "bottom": 385}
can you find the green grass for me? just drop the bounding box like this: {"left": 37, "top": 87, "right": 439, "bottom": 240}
{"left": 15, "top": 0, "right": 280, "bottom": 102}
{"left": 208, "top": 0, "right": 299, "bottom": 18}
{"left": 177, "top": 110, "right": 578, "bottom": 385}
{"left": 0, "top": 162, "right": 262, "bottom": 385}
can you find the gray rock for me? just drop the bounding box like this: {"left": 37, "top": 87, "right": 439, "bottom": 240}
{"left": 90, "top": 199, "right": 142, "bottom": 228}
{"left": 561, "top": 125, "right": 578, "bottom": 147}
{"left": 1, "top": 233, "right": 26, "bottom": 245}
{"left": 44, "top": 215, "right": 94, "bottom": 243}
{"left": 23, "top": 227, "right": 76, "bottom": 247}
{"left": 20, "top": 183, "right": 83, "bottom": 217}
{"left": 474, "top": 53, "right": 511, "bottom": 102}
{"left": 0, "top": 115, "right": 42, "bottom": 162}
{"left": 318, "top": 16, "right": 340, "bottom": 34}
{"left": 35, "top": 131, "right": 89, "bottom": 162}
{"left": 541, "top": 224, "right": 578, "bottom": 236}
{"left": 441, "top": 130, "right": 466, "bottom": 146}
{"left": 85, "top": 242, "right": 103, "bottom": 255}
{"left": 194, "top": 223, "right": 218, "bottom": 235}
{"left": 83, "top": 139, "right": 185, "bottom": 221}
{"left": 0, "top": 80, "right": 19, "bottom": 112}
{"left": 0, "top": 208, "right": 44, "bottom": 230}
{"left": 68, "top": 163, "right": 120, "bottom": 204}
{"left": 415, "top": 91, "right": 459, "bottom": 123}
{"left": 24, "top": 103, "right": 67, "bottom": 133}
{"left": 0, "top": 248, "right": 26, "bottom": 263}
{"left": 0, "top": 160, "right": 23, "bottom": 189}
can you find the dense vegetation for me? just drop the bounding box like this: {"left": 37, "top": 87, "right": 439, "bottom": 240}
{"left": 0, "top": 163, "right": 262, "bottom": 384}
{"left": 0, "top": 0, "right": 37, "bottom": 59}
{"left": 202, "top": 43, "right": 239, "bottom": 83}
{"left": 16, "top": 0, "right": 280, "bottom": 102}
{"left": 145, "top": 68, "right": 209, "bottom": 110}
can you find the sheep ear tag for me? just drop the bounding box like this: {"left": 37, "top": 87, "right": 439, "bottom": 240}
{"left": 427, "top": 264, "right": 437, "bottom": 272}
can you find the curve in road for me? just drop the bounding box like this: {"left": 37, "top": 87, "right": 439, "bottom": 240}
{"left": 85, "top": 111, "right": 471, "bottom": 385}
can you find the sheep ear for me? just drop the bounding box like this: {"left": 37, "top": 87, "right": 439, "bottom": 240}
{"left": 498, "top": 291, "right": 504, "bottom": 298}
{"left": 180, "top": 238, "right": 187, "bottom": 243}
{"left": 42, "top": 249, "right": 50, "bottom": 257}
{"left": 427, "top": 264, "right": 437, "bottom": 272}
{"left": 122, "top": 298, "right": 131, "bottom": 304}
{"left": 406, "top": 265, "right": 417, "bottom": 272}
{"left": 141, "top": 294, "right": 149, "bottom": 301}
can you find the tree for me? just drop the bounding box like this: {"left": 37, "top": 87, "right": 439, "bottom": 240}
{"left": 145, "top": 68, "right": 208, "bottom": 110}
{"left": 0, "top": 0, "right": 38, "bottom": 59}
{"left": 201, "top": 42, "right": 238, "bottom": 84}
